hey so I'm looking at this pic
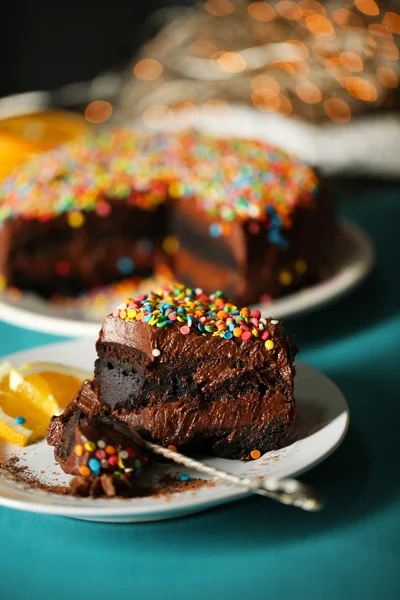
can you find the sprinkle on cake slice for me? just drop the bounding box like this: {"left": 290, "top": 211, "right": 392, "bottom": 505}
{"left": 94, "top": 283, "right": 297, "bottom": 459}
{"left": 47, "top": 381, "right": 147, "bottom": 497}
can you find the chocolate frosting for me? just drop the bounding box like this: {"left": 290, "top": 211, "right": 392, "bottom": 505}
{"left": 59, "top": 413, "right": 145, "bottom": 477}
{"left": 47, "top": 396, "right": 147, "bottom": 496}
{"left": 98, "top": 314, "right": 295, "bottom": 393}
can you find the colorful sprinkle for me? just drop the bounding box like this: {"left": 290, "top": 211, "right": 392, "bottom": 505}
{"left": 112, "top": 284, "right": 278, "bottom": 350}
{"left": 162, "top": 236, "right": 180, "bottom": 256}
{"left": 179, "top": 474, "right": 191, "bottom": 482}
{"left": 55, "top": 261, "right": 71, "bottom": 276}
{"left": 117, "top": 256, "right": 135, "bottom": 275}
{"left": 0, "top": 129, "right": 318, "bottom": 255}
{"left": 279, "top": 270, "right": 293, "bottom": 286}
{"left": 95, "top": 201, "right": 112, "bottom": 217}
{"left": 84, "top": 441, "right": 96, "bottom": 452}
{"left": 105, "top": 445, "right": 117, "bottom": 455}
{"left": 79, "top": 466, "right": 91, "bottom": 477}
{"left": 97, "top": 440, "right": 106, "bottom": 449}
{"left": 265, "top": 340, "right": 275, "bottom": 350}
{"left": 250, "top": 449, "right": 261, "bottom": 459}
{"left": 15, "top": 416, "right": 26, "bottom": 425}
{"left": 167, "top": 444, "right": 177, "bottom": 452}
{"left": 209, "top": 223, "right": 222, "bottom": 238}
{"left": 88, "top": 458, "right": 101, "bottom": 474}
{"left": 108, "top": 455, "right": 118, "bottom": 467}
{"left": 95, "top": 449, "right": 106, "bottom": 459}
{"left": 260, "top": 294, "right": 273, "bottom": 305}
{"left": 68, "top": 212, "right": 85, "bottom": 228}
{"left": 75, "top": 444, "right": 84, "bottom": 457}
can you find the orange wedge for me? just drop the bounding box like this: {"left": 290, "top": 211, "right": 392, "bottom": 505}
{"left": 0, "top": 111, "right": 90, "bottom": 150}
{"left": 0, "top": 111, "right": 90, "bottom": 180}
{"left": 0, "top": 387, "right": 54, "bottom": 444}
{"left": 0, "top": 405, "right": 33, "bottom": 447}
{"left": 17, "top": 362, "right": 91, "bottom": 410}
{"left": 0, "top": 361, "right": 91, "bottom": 446}
{"left": 1, "top": 370, "right": 59, "bottom": 442}
{"left": 38, "top": 371, "right": 83, "bottom": 410}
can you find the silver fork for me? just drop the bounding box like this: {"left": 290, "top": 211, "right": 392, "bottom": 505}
{"left": 143, "top": 440, "right": 321, "bottom": 511}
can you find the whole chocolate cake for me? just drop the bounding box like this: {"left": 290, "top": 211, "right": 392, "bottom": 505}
{"left": 0, "top": 127, "right": 334, "bottom": 304}
{"left": 48, "top": 283, "right": 297, "bottom": 468}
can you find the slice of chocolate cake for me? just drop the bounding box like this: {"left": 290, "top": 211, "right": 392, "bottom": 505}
{"left": 47, "top": 385, "right": 147, "bottom": 497}
{"left": 93, "top": 283, "right": 297, "bottom": 459}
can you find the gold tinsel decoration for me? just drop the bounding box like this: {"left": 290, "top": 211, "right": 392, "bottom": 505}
{"left": 118, "top": 0, "right": 400, "bottom": 126}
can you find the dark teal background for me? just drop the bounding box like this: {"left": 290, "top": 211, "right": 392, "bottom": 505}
{"left": 0, "top": 180, "right": 399, "bottom": 600}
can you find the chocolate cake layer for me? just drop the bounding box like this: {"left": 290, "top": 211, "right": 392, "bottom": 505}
{"left": 0, "top": 200, "right": 167, "bottom": 298}
{"left": 170, "top": 183, "right": 335, "bottom": 303}
{"left": 50, "top": 375, "right": 294, "bottom": 461}
{"left": 0, "top": 186, "right": 334, "bottom": 302}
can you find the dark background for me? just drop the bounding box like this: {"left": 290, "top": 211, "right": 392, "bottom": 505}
{"left": 0, "top": 2, "right": 193, "bottom": 98}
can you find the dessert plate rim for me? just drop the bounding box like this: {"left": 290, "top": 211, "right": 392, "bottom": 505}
{"left": 0, "top": 338, "right": 349, "bottom": 522}
{"left": 0, "top": 219, "right": 374, "bottom": 337}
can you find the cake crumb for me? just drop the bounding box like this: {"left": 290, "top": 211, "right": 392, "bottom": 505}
{"left": 0, "top": 457, "right": 215, "bottom": 499}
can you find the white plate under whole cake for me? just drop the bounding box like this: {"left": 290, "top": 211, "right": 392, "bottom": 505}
{"left": 0, "top": 220, "right": 374, "bottom": 338}
{"left": 0, "top": 338, "right": 349, "bottom": 522}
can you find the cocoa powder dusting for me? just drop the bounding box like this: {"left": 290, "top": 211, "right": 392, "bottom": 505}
{"left": 0, "top": 456, "right": 215, "bottom": 499}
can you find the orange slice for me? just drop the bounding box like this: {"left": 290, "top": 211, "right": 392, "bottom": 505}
{"left": 0, "top": 111, "right": 90, "bottom": 150}
{"left": 7, "top": 369, "right": 60, "bottom": 416}
{"left": 18, "top": 362, "right": 91, "bottom": 410}
{"left": 38, "top": 372, "right": 83, "bottom": 410}
{"left": 0, "top": 405, "right": 33, "bottom": 447}
{"left": 0, "top": 111, "right": 90, "bottom": 179}
{"left": 0, "top": 361, "right": 91, "bottom": 446}
{"left": 1, "top": 370, "right": 59, "bottom": 442}
{"left": 0, "top": 388, "right": 53, "bottom": 443}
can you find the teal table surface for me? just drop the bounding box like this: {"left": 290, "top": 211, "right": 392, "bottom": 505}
{"left": 0, "top": 180, "right": 399, "bottom": 600}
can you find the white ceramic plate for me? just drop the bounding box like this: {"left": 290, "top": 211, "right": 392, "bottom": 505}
{"left": 0, "top": 338, "right": 349, "bottom": 522}
{"left": 0, "top": 220, "right": 374, "bottom": 338}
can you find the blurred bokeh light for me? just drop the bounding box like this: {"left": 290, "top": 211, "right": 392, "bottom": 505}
{"left": 85, "top": 100, "right": 113, "bottom": 124}
{"left": 115, "top": 0, "right": 400, "bottom": 127}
